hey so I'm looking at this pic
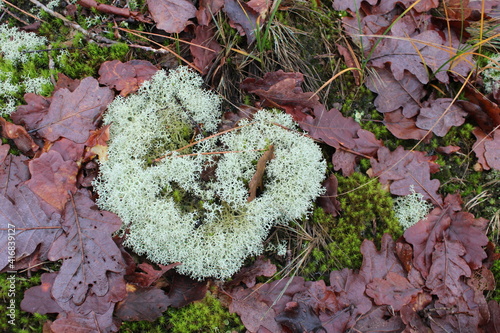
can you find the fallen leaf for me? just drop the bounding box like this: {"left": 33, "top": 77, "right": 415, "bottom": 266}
{"left": 147, "top": 0, "right": 196, "bottom": 33}
{"left": 484, "top": 301, "right": 500, "bottom": 333}
{"left": 317, "top": 174, "right": 341, "bottom": 216}
{"left": 436, "top": 145, "right": 461, "bottom": 154}
{"left": 223, "top": 0, "right": 260, "bottom": 44}
{"left": 165, "top": 273, "right": 208, "bottom": 308}
{"left": 127, "top": 262, "right": 180, "bottom": 287}
{"left": 0, "top": 149, "right": 30, "bottom": 200}
{"left": 48, "top": 189, "right": 125, "bottom": 306}
{"left": 351, "top": 305, "right": 405, "bottom": 332}
{"left": 115, "top": 284, "right": 170, "bottom": 321}
{"left": 484, "top": 129, "right": 500, "bottom": 170}
{"left": 383, "top": 108, "right": 431, "bottom": 141}
{"left": 49, "top": 305, "right": 118, "bottom": 333}
{"left": 365, "top": 271, "right": 421, "bottom": 311}
{"left": 11, "top": 93, "right": 51, "bottom": 131}
{"left": 98, "top": 60, "right": 158, "bottom": 96}
{"left": 0, "top": 185, "right": 62, "bottom": 272}
{"left": 275, "top": 301, "right": 325, "bottom": 333}
{"left": 190, "top": 25, "right": 222, "bottom": 75}
{"left": 26, "top": 150, "right": 79, "bottom": 211}
{"left": 196, "top": 0, "right": 225, "bottom": 26}
{"left": 426, "top": 240, "right": 471, "bottom": 305}
{"left": 416, "top": 98, "right": 468, "bottom": 137}
{"left": 229, "top": 256, "right": 277, "bottom": 288}
{"left": 34, "top": 77, "right": 114, "bottom": 143}
{"left": 0, "top": 117, "right": 39, "bottom": 154}
{"left": 21, "top": 272, "right": 63, "bottom": 314}
{"left": 365, "top": 67, "right": 425, "bottom": 118}
{"left": 248, "top": 145, "right": 274, "bottom": 202}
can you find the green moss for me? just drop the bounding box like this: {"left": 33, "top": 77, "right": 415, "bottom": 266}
{"left": 167, "top": 293, "right": 244, "bottom": 333}
{"left": 302, "top": 172, "right": 403, "bottom": 278}
{"left": 0, "top": 272, "right": 52, "bottom": 332}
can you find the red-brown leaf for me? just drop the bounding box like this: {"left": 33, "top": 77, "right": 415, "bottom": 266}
{"left": 98, "top": 60, "right": 158, "bottom": 97}
{"left": 11, "top": 93, "right": 51, "bottom": 131}
{"left": 127, "top": 262, "right": 180, "bottom": 287}
{"left": 0, "top": 147, "right": 30, "bottom": 200}
{"left": 365, "top": 271, "right": 421, "bottom": 311}
{"left": 0, "top": 186, "right": 62, "bottom": 272}
{"left": 48, "top": 189, "right": 125, "bottom": 306}
{"left": 190, "top": 25, "right": 222, "bottom": 75}
{"left": 0, "top": 117, "right": 39, "bottom": 154}
{"left": 115, "top": 284, "right": 170, "bottom": 321}
{"left": 196, "top": 0, "right": 225, "bottom": 26}
{"left": 229, "top": 256, "right": 277, "bottom": 288}
{"left": 147, "top": 0, "right": 196, "bottom": 33}
{"left": 165, "top": 273, "right": 208, "bottom": 308}
{"left": 223, "top": 0, "right": 259, "bottom": 44}
{"left": 34, "top": 77, "right": 114, "bottom": 143}
{"left": 21, "top": 272, "right": 63, "bottom": 314}
{"left": 26, "top": 150, "right": 78, "bottom": 211}
{"left": 416, "top": 98, "right": 468, "bottom": 137}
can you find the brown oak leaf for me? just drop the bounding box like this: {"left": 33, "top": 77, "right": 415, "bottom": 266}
{"left": 196, "top": 0, "right": 225, "bottom": 26}
{"left": 98, "top": 60, "right": 158, "bottom": 97}
{"left": 0, "top": 147, "right": 30, "bottom": 200}
{"left": 0, "top": 185, "right": 62, "bottom": 272}
{"left": 0, "top": 117, "right": 39, "bottom": 154}
{"left": 223, "top": 0, "right": 259, "bottom": 44}
{"left": 147, "top": 0, "right": 196, "bottom": 33}
{"left": 365, "top": 271, "right": 421, "bottom": 311}
{"left": 11, "top": 93, "right": 51, "bottom": 131}
{"left": 26, "top": 150, "right": 78, "bottom": 211}
{"left": 115, "top": 284, "right": 170, "bottom": 322}
{"left": 426, "top": 240, "right": 471, "bottom": 306}
{"left": 229, "top": 256, "right": 277, "bottom": 288}
{"left": 48, "top": 189, "right": 125, "bottom": 306}
{"left": 190, "top": 25, "right": 222, "bottom": 75}
{"left": 416, "top": 98, "right": 468, "bottom": 137}
{"left": 34, "top": 77, "right": 114, "bottom": 143}
{"left": 21, "top": 272, "right": 63, "bottom": 314}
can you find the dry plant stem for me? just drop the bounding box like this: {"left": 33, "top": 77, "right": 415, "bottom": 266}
{"left": 1, "top": 0, "right": 46, "bottom": 24}
{"left": 29, "top": 0, "right": 116, "bottom": 44}
{"left": 152, "top": 121, "right": 257, "bottom": 163}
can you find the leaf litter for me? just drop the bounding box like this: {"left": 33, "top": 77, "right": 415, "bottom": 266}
{"left": 0, "top": 0, "right": 499, "bottom": 331}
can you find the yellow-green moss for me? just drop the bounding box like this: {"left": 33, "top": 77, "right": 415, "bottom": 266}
{"left": 167, "top": 293, "right": 244, "bottom": 333}
{"left": 302, "top": 172, "right": 403, "bottom": 278}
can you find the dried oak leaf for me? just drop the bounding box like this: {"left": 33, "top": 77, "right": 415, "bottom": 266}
{"left": 229, "top": 285, "right": 282, "bottom": 332}
{"left": 196, "top": 0, "right": 225, "bottom": 26}
{"left": 25, "top": 150, "right": 78, "bottom": 211}
{"left": 84, "top": 124, "right": 110, "bottom": 162}
{"left": 474, "top": 129, "right": 500, "bottom": 171}
{"left": 365, "top": 67, "right": 426, "bottom": 118}
{"left": 0, "top": 117, "right": 39, "bottom": 154}
{"left": 359, "top": 234, "right": 407, "bottom": 284}
{"left": 115, "top": 283, "right": 170, "bottom": 322}
{"left": 21, "top": 272, "right": 63, "bottom": 314}
{"left": 484, "top": 300, "right": 500, "bottom": 333}
{"left": 275, "top": 301, "right": 325, "bottom": 333}
{"left": 223, "top": 0, "right": 259, "bottom": 44}
{"left": 229, "top": 256, "right": 277, "bottom": 288}
{"left": 147, "top": 0, "right": 196, "bottom": 33}
{"left": 472, "top": 127, "right": 492, "bottom": 170}
{"left": 332, "top": 0, "right": 377, "bottom": 12}
{"left": 383, "top": 108, "right": 431, "bottom": 141}
{"left": 190, "top": 25, "right": 222, "bottom": 75}
{"left": 55, "top": 73, "right": 81, "bottom": 92}
{"left": 11, "top": 93, "right": 51, "bottom": 131}
{"left": 365, "top": 271, "right": 421, "bottom": 311}
{"left": 350, "top": 305, "right": 405, "bottom": 332}
{"left": 165, "top": 273, "right": 208, "bottom": 308}
{"left": 0, "top": 147, "right": 30, "bottom": 200}
{"left": 317, "top": 174, "right": 341, "bottom": 216}
{"left": 447, "top": 211, "right": 489, "bottom": 270}
{"left": 0, "top": 185, "right": 62, "bottom": 272}
{"left": 369, "top": 146, "right": 441, "bottom": 203}
{"left": 404, "top": 207, "right": 452, "bottom": 278}
{"left": 35, "top": 77, "right": 114, "bottom": 143}
{"left": 126, "top": 262, "right": 180, "bottom": 287}
{"left": 416, "top": 98, "right": 468, "bottom": 137}
{"left": 240, "top": 70, "right": 322, "bottom": 122}
{"left": 48, "top": 189, "right": 125, "bottom": 306}
{"left": 98, "top": 60, "right": 158, "bottom": 97}
{"left": 48, "top": 137, "right": 86, "bottom": 163}
{"left": 49, "top": 305, "right": 118, "bottom": 333}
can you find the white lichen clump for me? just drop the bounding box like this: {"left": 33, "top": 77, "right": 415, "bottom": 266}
{"left": 94, "top": 67, "right": 326, "bottom": 279}
{"left": 394, "top": 186, "right": 433, "bottom": 230}
{"left": 0, "top": 24, "right": 47, "bottom": 64}
{"left": 482, "top": 54, "right": 500, "bottom": 94}
{"left": 0, "top": 24, "right": 51, "bottom": 115}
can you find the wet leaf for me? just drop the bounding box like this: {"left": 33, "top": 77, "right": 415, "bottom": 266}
{"left": 34, "top": 77, "right": 114, "bottom": 143}
{"left": 115, "top": 284, "right": 170, "bottom": 322}
{"left": 230, "top": 256, "right": 277, "bottom": 288}
{"left": 223, "top": 0, "right": 259, "bottom": 44}
{"left": 26, "top": 150, "right": 79, "bottom": 211}
{"left": 190, "top": 25, "right": 222, "bottom": 75}
{"left": 21, "top": 272, "right": 63, "bottom": 314}
{"left": 365, "top": 272, "right": 421, "bottom": 311}
{"left": 48, "top": 189, "right": 124, "bottom": 306}
{"left": 147, "top": 0, "right": 196, "bottom": 33}
{"left": 0, "top": 117, "right": 39, "bottom": 154}
{"left": 98, "top": 60, "right": 158, "bottom": 97}
{"left": 275, "top": 301, "right": 325, "bottom": 333}
{"left": 0, "top": 185, "right": 62, "bottom": 272}
{"left": 416, "top": 98, "right": 468, "bottom": 137}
